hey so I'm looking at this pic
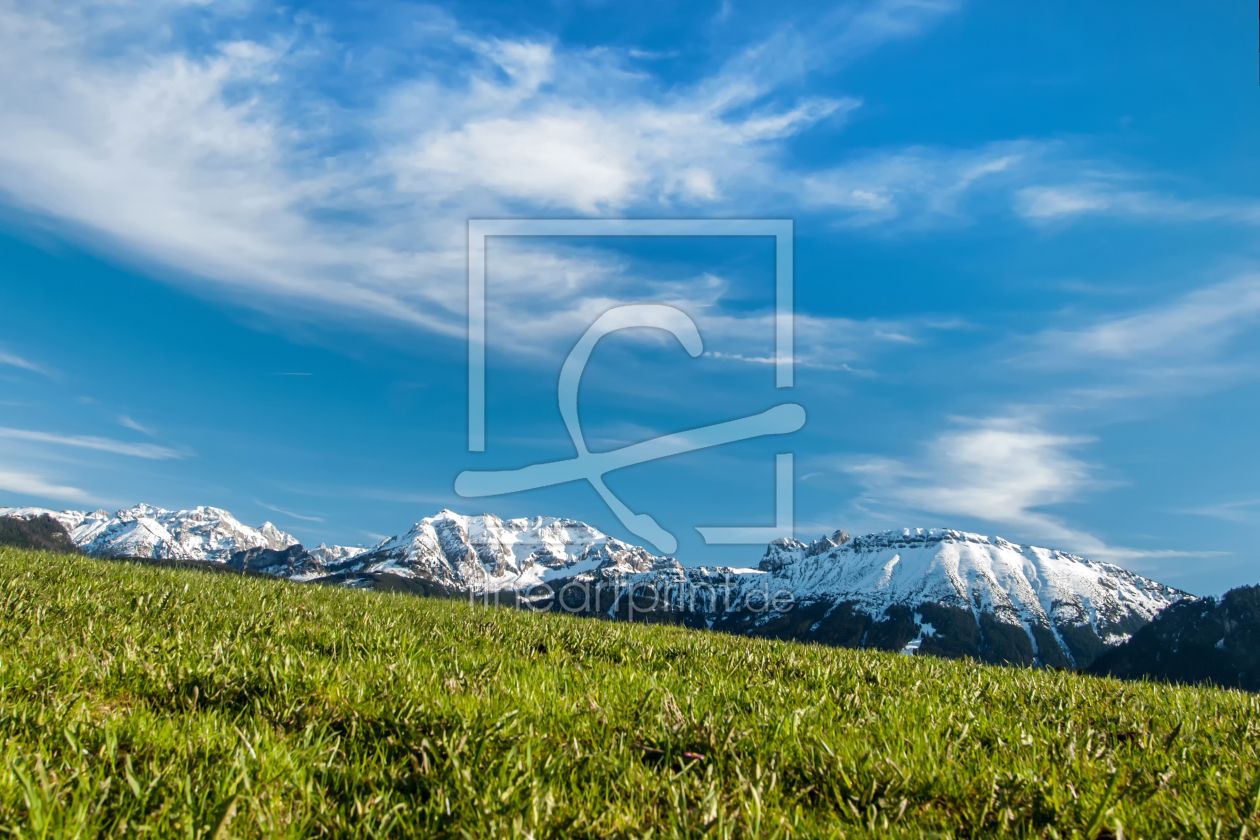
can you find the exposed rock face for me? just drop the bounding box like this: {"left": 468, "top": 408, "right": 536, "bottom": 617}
{"left": 760, "top": 530, "right": 852, "bottom": 571}
{"left": 227, "top": 544, "right": 329, "bottom": 581}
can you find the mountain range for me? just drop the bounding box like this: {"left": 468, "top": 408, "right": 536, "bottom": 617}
{"left": 0, "top": 503, "right": 1191, "bottom": 669}
{"left": 0, "top": 504, "right": 300, "bottom": 562}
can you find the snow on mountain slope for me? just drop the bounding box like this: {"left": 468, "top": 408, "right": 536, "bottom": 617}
{"left": 0, "top": 504, "right": 300, "bottom": 562}
{"left": 539, "top": 526, "right": 1188, "bottom": 667}
{"left": 338, "top": 509, "right": 682, "bottom": 592}
{"left": 1, "top": 500, "right": 1190, "bottom": 667}
{"left": 309, "top": 543, "right": 368, "bottom": 565}
{"left": 326, "top": 512, "right": 1183, "bottom": 667}
{"left": 743, "top": 528, "right": 1180, "bottom": 637}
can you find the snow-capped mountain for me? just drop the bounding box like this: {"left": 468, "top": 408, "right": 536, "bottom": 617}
{"left": 480, "top": 526, "right": 1187, "bottom": 668}
{"left": 698, "top": 528, "right": 1184, "bottom": 668}
{"left": 317, "top": 509, "right": 682, "bottom": 591}
{"left": 742, "top": 527, "right": 1180, "bottom": 646}
{"left": 0, "top": 504, "right": 301, "bottom": 562}
{"left": 0, "top": 502, "right": 1190, "bottom": 668}
{"left": 290, "top": 511, "right": 1185, "bottom": 667}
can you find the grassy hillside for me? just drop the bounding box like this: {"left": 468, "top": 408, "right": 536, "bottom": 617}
{"left": 1, "top": 548, "right": 1258, "bottom": 839}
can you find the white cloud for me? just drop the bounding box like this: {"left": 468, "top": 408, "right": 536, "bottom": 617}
{"left": 0, "top": 469, "right": 99, "bottom": 504}
{"left": 257, "top": 501, "right": 324, "bottom": 522}
{"left": 8, "top": 0, "right": 1251, "bottom": 383}
{"left": 1037, "top": 273, "right": 1260, "bottom": 362}
{"left": 464, "top": 236, "right": 937, "bottom": 370}
{"left": 848, "top": 417, "right": 1093, "bottom": 530}
{"left": 1179, "top": 498, "right": 1260, "bottom": 524}
{"left": 1017, "top": 186, "right": 1113, "bottom": 219}
{"left": 834, "top": 272, "right": 1260, "bottom": 564}
{"left": 1016, "top": 184, "right": 1260, "bottom": 226}
{"left": 0, "top": 349, "right": 54, "bottom": 377}
{"left": 845, "top": 416, "right": 1213, "bottom": 563}
{"left": 383, "top": 44, "right": 858, "bottom": 213}
{"left": 0, "top": 427, "right": 190, "bottom": 459}
{"left": 117, "top": 415, "right": 155, "bottom": 435}
{"left": 800, "top": 141, "right": 1260, "bottom": 232}
{"left": 708, "top": 0, "right": 961, "bottom": 91}
{"left": 411, "top": 114, "right": 641, "bottom": 212}
{"left": 803, "top": 142, "right": 1030, "bottom": 225}
{"left": 0, "top": 0, "right": 1252, "bottom": 358}
{"left": 1017, "top": 272, "right": 1260, "bottom": 406}
{"left": 0, "top": 0, "right": 966, "bottom": 348}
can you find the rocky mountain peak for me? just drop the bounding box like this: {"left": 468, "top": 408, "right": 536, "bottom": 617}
{"left": 0, "top": 503, "right": 299, "bottom": 562}
{"left": 759, "top": 529, "right": 853, "bottom": 571}
{"left": 1, "top": 503, "right": 1193, "bottom": 669}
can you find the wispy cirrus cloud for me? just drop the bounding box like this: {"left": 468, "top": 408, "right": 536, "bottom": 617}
{"left": 791, "top": 133, "right": 1260, "bottom": 232}
{"left": 847, "top": 416, "right": 1096, "bottom": 540}
{"left": 836, "top": 271, "right": 1260, "bottom": 563}
{"left": 256, "top": 501, "right": 324, "bottom": 522}
{"left": 0, "top": 0, "right": 960, "bottom": 345}
{"left": 3, "top": 0, "right": 1250, "bottom": 379}
{"left": 802, "top": 141, "right": 1032, "bottom": 225}
{"left": 1034, "top": 273, "right": 1260, "bottom": 363}
{"left": 117, "top": 415, "right": 155, "bottom": 435}
{"left": 0, "top": 427, "right": 190, "bottom": 460}
{"left": 0, "top": 349, "right": 55, "bottom": 377}
{"left": 1016, "top": 185, "right": 1260, "bottom": 226}
{"left": 0, "top": 469, "right": 99, "bottom": 504}
{"left": 844, "top": 415, "right": 1219, "bottom": 563}
{"left": 1178, "top": 498, "right": 1260, "bottom": 524}
{"left": 1017, "top": 271, "right": 1260, "bottom": 404}
{"left": 457, "top": 237, "right": 944, "bottom": 368}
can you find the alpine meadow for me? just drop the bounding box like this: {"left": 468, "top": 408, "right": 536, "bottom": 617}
{"left": 2, "top": 546, "right": 1259, "bottom": 839}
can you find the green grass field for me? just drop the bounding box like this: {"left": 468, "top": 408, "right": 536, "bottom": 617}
{"left": 2, "top": 546, "right": 1258, "bottom": 839}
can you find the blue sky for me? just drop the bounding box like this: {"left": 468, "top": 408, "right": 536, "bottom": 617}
{"left": 0, "top": 0, "right": 1258, "bottom": 594}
